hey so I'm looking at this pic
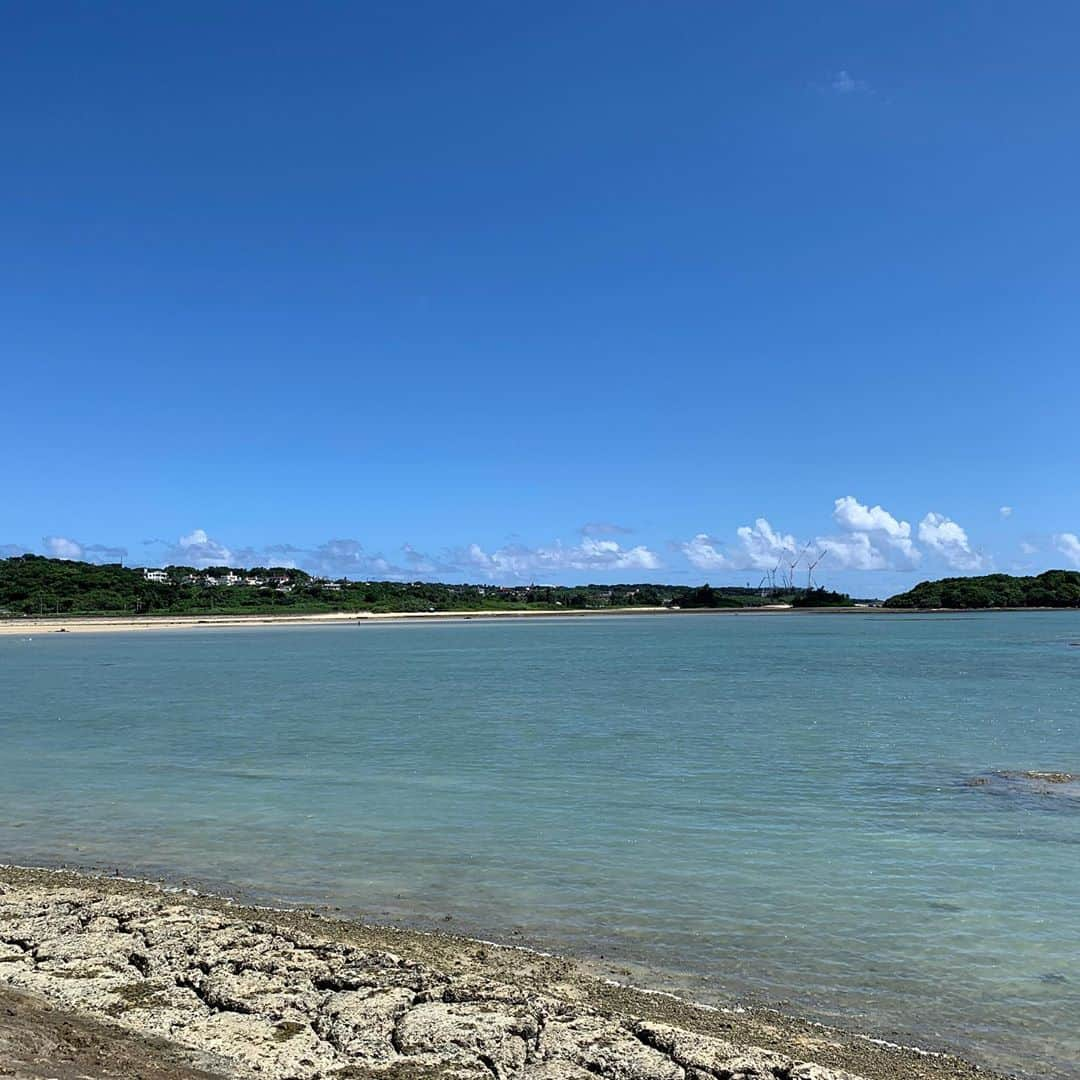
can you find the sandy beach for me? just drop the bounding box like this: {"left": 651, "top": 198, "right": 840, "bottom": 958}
{"left": 0, "top": 608, "right": 672, "bottom": 636}
{"left": 0, "top": 866, "right": 999, "bottom": 1080}
{"left": 0, "top": 605, "right": 910, "bottom": 637}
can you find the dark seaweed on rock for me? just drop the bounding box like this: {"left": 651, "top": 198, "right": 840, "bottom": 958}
{"left": 962, "top": 770, "right": 1080, "bottom": 801}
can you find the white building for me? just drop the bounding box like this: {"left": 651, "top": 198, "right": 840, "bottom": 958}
{"left": 143, "top": 568, "right": 169, "bottom": 584}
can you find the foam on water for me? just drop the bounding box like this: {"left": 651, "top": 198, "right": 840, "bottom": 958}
{"left": 1, "top": 612, "right": 1077, "bottom": 1077}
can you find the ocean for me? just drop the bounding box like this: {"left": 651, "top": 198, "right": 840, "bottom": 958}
{"left": 1, "top": 612, "right": 1077, "bottom": 1077}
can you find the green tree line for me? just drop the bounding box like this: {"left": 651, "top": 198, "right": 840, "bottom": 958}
{"left": 0, "top": 555, "right": 855, "bottom": 617}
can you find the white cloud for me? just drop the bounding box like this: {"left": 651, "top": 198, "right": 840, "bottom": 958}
{"left": 918, "top": 512, "right": 987, "bottom": 571}
{"left": 148, "top": 532, "right": 420, "bottom": 579}
{"left": 681, "top": 502, "right": 919, "bottom": 576}
{"left": 43, "top": 536, "right": 83, "bottom": 560}
{"left": 833, "top": 496, "right": 908, "bottom": 538}
{"left": 304, "top": 539, "right": 406, "bottom": 580}
{"left": 735, "top": 518, "right": 798, "bottom": 570}
{"left": 680, "top": 534, "right": 732, "bottom": 571}
{"left": 679, "top": 520, "right": 796, "bottom": 573}
{"left": 149, "top": 532, "right": 662, "bottom": 583}
{"left": 579, "top": 537, "right": 660, "bottom": 569}
{"left": 39, "top": 536, "right": 127, "bottom": 564}
{"left": 829, "top": 496, "right": 920, "bottom": 567}
{"left": 401, "top": 543, "right": 437, "bottom": 574}
{"left": 681, "top": 496, "right": 947, "bottom": 576}
{"left": 1020, "top": 541, "right": 1038, "bottom": 556}
{"left": 458, "top": 537, "right": 661, "bottom": 580}
{"left": 173, "top": 528, "right": 233, "bottom": 568}
{"left": 459, "top": 543, "right": 539, "bottom": 580}
{"left": 816, "top": 531, "right": 890, "bottom": 571}
{"left": 1054, "top": 533, "right": 1080, "bottom": 567}
{"left": 999, "top": 506, "right": 1013, "bottom": 519}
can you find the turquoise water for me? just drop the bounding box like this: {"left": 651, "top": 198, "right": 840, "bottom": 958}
{"left": 1, "top": 613, "right": 1078, "bottom": 1077}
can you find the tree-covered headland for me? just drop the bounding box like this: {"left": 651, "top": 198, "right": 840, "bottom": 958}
{"left": 884, "top": 570, "right": 1080, "bottom": 609}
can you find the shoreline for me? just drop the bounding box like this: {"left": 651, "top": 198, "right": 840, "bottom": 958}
{"left": 0, "top": 607, "right": 680, "bottom": 636}
{"left": 0, "top": 864, "right": 1007, "bottom": 1080}
{"left": 0, "top": 604, "right": 1049, "bottom": 637}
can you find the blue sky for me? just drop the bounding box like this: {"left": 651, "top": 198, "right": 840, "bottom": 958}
{"left": 2, "top": 2, "right": 1077, "bottom": 596}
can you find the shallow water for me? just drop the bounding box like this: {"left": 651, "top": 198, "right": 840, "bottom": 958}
{"left": 1, "top": 613, "right": 1078, "bottom": 1077}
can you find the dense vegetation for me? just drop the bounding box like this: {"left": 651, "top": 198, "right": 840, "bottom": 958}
{"left": 884, "top": 570, "right": 1080, "bottom": 609}
{"left": 792, "top": 588, "right": 853, "bottom": 608}
{"left": 0, "top": 556, "right": 855, "bottom": 617}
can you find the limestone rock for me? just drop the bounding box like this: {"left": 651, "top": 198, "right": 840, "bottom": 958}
{"left": 315, "top": 986, "right": 414, "bottom": 1060}
{"left": 393, "top": 999, "right": 540, "bottom": 1076}
{"left": 0, "top": 874, "right": 888, "bottom": 1080}
{"left": 541, "top": 1014, "right": 684, "bottom": 1080}
{"left": 179, "top": 1012, "right": 341, "bottom": 1078}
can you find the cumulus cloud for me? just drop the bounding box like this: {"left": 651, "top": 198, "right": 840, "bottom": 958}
{"left": 734, "top": 518, "right": 799, "bottom": 570}
{"left": 681, "top": 519, "right": 806, "bottom": 574}
{"left": 171, "top": 528, "right": 234, "bottom": 568}
{"left": 43, "top": 535, "right": 83, "bottom": 560}
{"left": 680, "top": 534, "right": 732, "bottom": 571}
{"left": 303, "top": 539, "right": 410, "bottom": 580}
{"left": 681, "top": 497, "right": 929, "bottom": 576}
{"left": 833, "top": 496, "right": 907, "bottom": 537}
{"left": 38, "top": 536, "right": 127, "bottom": 563}
{"left": 1020, "top": 541, "right": 1038, "bottom": 555}
{"left": 145, "top": 529, "right": 290, "bottom": 570}
{"left": 401, "top": 543, "right": 438, "bottom": 574}
{"left": 816, "top": 531, "right": 891, "bottom": 571}
{"left": 918, "top": 513, "right": 987, "bottom": 571}
{"left": 682, "top": 511, "right": 885, "bottom": 578}
{"left": 1054, "top": 533, "right": 1080, "bottom": 567}
{"left": 999, "top": 506, "right": 1014, "bottom": 518}
{"left": 832, "top": 496, "right": 920, "bottom": 565}
{"left": 458, "top": 543, "right": 538, "bottom": 580}
{"left": 146, "top": 531, "right": 434, "bottom": 580}
{"left": 457, "top": 536, "right": 661, "bottom": 580}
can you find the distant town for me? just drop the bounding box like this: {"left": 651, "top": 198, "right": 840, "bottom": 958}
{"left": 140, "top": 567, "right": 323, "bottom": 592}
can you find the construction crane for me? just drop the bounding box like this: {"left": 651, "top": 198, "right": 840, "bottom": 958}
{"left": 788, "top": 542, "right": 811, "bottom": 592}
{"left": 806, "top": 549, "right": 828, "bottom": 590}
{"left": 769, "top": 556, "right": 784, "bottom": 595}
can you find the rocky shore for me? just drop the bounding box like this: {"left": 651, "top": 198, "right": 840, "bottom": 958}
{"left": 0, "top": 867, "right": 1001, "bottom": 1080}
